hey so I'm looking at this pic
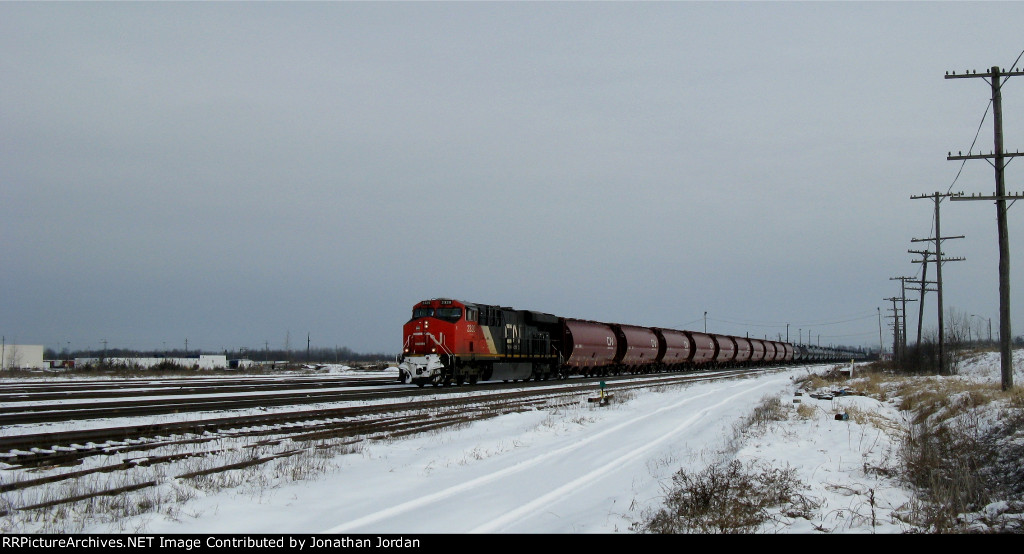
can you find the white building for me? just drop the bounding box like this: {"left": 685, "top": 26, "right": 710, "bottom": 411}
{"left": 1, "top": 344, "right": 46, "bottom": 370}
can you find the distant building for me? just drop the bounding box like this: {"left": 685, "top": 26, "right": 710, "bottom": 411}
{"left": 1, "top": 344, "right": 46, "bottom": 370}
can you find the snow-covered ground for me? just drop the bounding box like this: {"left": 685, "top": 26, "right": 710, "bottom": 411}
{"left": 2, "top": 352, "right": 1022, "bottom": 534}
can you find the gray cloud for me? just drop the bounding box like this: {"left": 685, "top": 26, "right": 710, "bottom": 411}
{"left": 2, "top": 2, "right": 1022, "bottom": 354}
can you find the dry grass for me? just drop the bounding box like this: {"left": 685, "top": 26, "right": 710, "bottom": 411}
{"left": 897, "top": 411, "right": 995, "bottom": 532}
{"left": 796, "top": 365, "right": 902, "bottom": 402}
{"left": 795, "top": 402, "right": 817, "bottom": 419}
{"left": 742, "top": 395, "right": 788, "bottom": 428}
{"left": 638, "top": 459, "right": 818, "bottom": 534}
{"left": 798, "top": 359, "right": 1024, "bottom": 532}
{"left": 649, "top": 358, "right": 1024, "bottom": 533}
{"left": 895, "top": 379, "right": 1019, "bottom": 425}
{"left": 720, "top": 395, "right": 789, "bottom": 456}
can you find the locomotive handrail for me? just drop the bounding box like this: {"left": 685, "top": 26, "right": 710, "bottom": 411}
{"left": 551, "top": 345, "right": 565, "bottom": 366}
{"left": 425, "top": 331, "right": 456, "bottom": 370}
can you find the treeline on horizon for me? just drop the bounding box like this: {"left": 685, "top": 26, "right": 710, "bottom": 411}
{"left": 46, "top": 345, "right": 395, "bottom": 363}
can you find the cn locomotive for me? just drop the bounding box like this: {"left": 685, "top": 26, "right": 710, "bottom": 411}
{"left": 398, "top": 298, "right": 865, "bottom": 387}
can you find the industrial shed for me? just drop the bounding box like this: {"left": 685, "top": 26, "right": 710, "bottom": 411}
{"left": 1, "top": 344, "right": 46, "bottom": 370}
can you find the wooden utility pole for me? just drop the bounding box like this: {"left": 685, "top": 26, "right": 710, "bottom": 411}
{"left": 884, "top": 276, "right": 917, "bottom": 358}
{"left": 885, "top": 300, "right": 902, "bottom": 361}
{"left": 947, "top": 65, "right": 1024, "bottom": 390}
{"left": 890, "top": 276, "right": 919, "bottom": 357}
{"left": 910, "top": 192, "right": 965, "bottom": 373}
{"left": 903, "top": 254, "right": 938, "bottom": 346}
{"left": 877, "top": 307, "right": 884, "bottom": 357}
{"left": 912, "top": 250, "right": 932, "bottom": 346}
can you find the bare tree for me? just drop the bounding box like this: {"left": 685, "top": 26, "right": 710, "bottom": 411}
{"left": 3, "top": 343, "right": 22, "bottom": 370}
{"left": 945, "top": 308, "right": 970, "bottom": 349}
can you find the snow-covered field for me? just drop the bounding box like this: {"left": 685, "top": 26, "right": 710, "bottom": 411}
{"left": 2, "top": 352, "right": 1022, "bottom": 534}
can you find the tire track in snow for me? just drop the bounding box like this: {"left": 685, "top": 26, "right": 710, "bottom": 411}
{"left": 469, "top": 375, "right": 789, "bottom": 533}
{"left": 322, "top": 374, "right": 790, "bottom": 533}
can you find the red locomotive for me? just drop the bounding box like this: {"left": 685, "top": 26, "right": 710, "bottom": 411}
{"left": 398, "top": 298, "right": 864, "bottom": 387}
{"left": 399, "top": 299, "right": 559, "bottom": 385}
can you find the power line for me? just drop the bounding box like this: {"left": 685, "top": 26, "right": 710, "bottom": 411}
{"left": 946, "top": 100, "right": 992, "bottom": 196}
{"left": 706, "top": 312, "right": 877, "bottom": 329}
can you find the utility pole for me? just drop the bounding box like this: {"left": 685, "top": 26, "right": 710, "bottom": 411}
{"left": 907, "top": 250, "right": 939, "bottom": 346}
{"left": 910, "top": 192, "right": 965, "bottom": 373}
{"left": 885, "top": 300, "right": 902, "bottom": 361}
{"left": 890, "top": 276, "right": 919, "bottom": 358}
{"left": 877, "top": 308, "right": 883, "bottom": 357}
{"left": 947, "top": 64, "right": 1024, "bottom": 391}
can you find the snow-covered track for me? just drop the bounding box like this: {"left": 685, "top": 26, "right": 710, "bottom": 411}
{"left": 0, "top": 393, "right": 582, "bottom": 516}
{"left": 0, "top": 375, "right": 397, "bottom": 401}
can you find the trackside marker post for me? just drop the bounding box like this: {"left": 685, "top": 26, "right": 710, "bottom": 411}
{"left": 589, "top": 380, "right": 612, "bottom": 405}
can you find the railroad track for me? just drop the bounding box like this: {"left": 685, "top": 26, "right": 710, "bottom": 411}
{"left": 0, "top": 374, "right": 397, "bottom": 400}
{"left": 0, "top": 372, "right": 609, "bottom": 426}
{"left": 0, "top": 387, "right": 587, "bottom": 517}
{"left": 0, "top": 367, "right": 778, "bottom": 520}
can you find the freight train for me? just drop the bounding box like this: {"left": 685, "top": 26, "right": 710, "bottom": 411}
{"left": 398, "top": 298, "right": 867, "bottom": 387}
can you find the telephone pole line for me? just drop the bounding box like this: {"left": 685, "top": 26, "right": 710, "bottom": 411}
{"left": 884, "top": 299, "right": 904, "bottom": 362}
{"left": 910, "top": 192, "right": 965, "bottom": 373}
{"left": 890, "top": 276, "right": 919, "bottom": 359}
{"left": 947, "top": 64, "right": 1024, "bottom": 390}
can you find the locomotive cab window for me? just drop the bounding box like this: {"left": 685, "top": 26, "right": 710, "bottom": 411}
{"left": 412, "top": 308, "right": 434, "bottom": 319}
{"left": 436, "top": 308, "right": 462, "bottom": 322}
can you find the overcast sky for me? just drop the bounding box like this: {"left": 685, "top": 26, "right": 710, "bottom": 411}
{"left": 2, "top": 2, "right": 1023, "bottom": 356}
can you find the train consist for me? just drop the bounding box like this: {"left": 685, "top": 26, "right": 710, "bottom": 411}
{"left": 398, "top": 298, "right": 867, "bottom": 387}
